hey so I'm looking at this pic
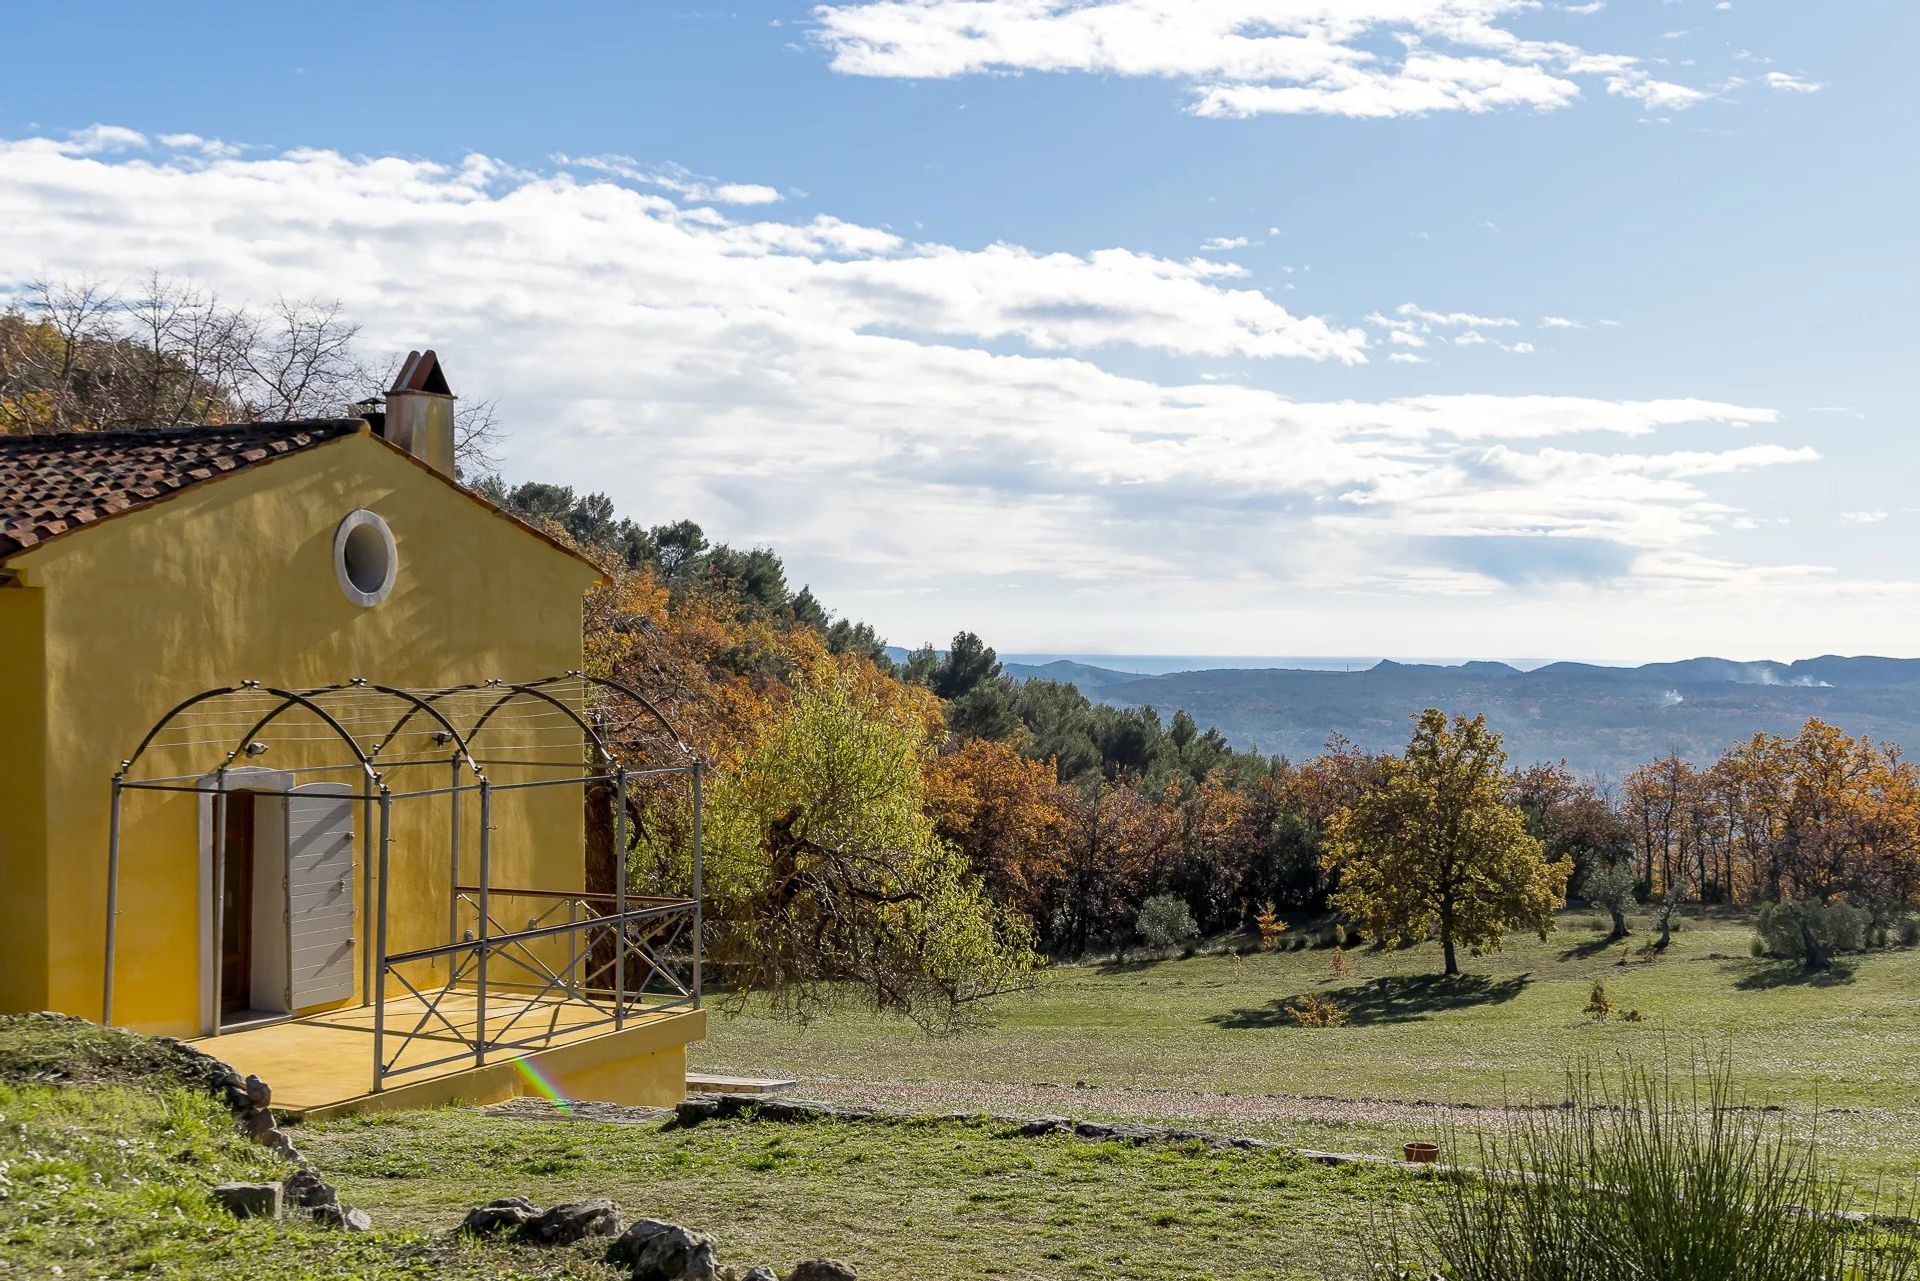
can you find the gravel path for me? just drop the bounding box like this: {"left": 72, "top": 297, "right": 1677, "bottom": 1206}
{"left": 783, "top": 1074, "right": 1522, "bottom": 1134}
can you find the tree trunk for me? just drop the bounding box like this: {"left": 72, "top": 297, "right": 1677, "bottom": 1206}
{"left": 1608, "top": 906, "right": 1628, "bottom": 939}
{"left": 1800, "top": 917, "right": 1831, "bottom": 971}
{"left": 1442, "top": 932, "right": 1459, "bottom": 976}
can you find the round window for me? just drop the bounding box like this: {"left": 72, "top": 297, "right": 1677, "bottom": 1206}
{"left": 333, "top": 510, "right": 397, "bottom": 607}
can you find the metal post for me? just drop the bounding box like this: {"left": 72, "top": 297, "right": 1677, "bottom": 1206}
{"left": 103, "top": 778, "right": 124, "bottom": 1025}
{"left": 448, "top": 756, "right": 461, "bottom": 956}
{"left": 360, "top": 790, "right": 374, "bottom": 1004}
{"left": 476, "top": 779, "right": 492, "bottom": 1066}
{"left": 211, "top": 772, "right": 229, "bottom": 1034}
{"left": 691, "top": 762, "right": 703, "bottom": 1008}
{"left": 614, "top": 769, "right": 628, "bottom": 1027}
{"left": 373, "top": 785, "right": 392, "bottom": 1092}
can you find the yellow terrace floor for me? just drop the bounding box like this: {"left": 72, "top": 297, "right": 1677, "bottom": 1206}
{"left": 191, "top": 991, "right": 706, "bottom": 1120}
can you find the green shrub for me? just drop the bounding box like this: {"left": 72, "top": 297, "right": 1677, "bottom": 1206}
{"left": 1580, "top": 862, "right": 1637, "bottom": 939}
{"left": 1755, "top": 899, "right": 1870, "bottom": 969}
{"left": 1359, "top": 1058, "right": 1920, "bottom": 1280}
{"left": 1898, "top": 916, "right": 1920, "bottom": 948}
{"left": 1135, "top": 894, "right": 1198, "bottom": 950}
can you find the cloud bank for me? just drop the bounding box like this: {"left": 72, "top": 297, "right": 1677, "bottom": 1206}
{"left": 0, "top": 126, "right": 1839, "bottom": 651}
{"left": 811, "top": 0, "right": 1713, "bottom": 119}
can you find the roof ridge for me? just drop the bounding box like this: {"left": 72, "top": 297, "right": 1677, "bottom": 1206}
{"left": 0, "top": 419, "right": 363, "bottom": 452}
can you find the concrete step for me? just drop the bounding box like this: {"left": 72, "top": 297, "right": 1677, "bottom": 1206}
{"left": 685, "top": 1073, "right": 798, "bottom": 1096}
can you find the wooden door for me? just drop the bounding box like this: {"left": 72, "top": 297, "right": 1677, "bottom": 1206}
{"left": 286, "top": 784, "right": 356, "bottom": 1008}
{"left": 218, "top": 793, "right": 257, "bottom": 1015}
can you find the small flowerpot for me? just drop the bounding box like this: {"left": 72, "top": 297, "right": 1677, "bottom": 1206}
{"left": 1403, "top": 1141, "right": 1440, "bottom": 1164}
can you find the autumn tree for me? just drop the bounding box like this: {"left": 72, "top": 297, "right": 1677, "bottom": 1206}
{"left": 926, "top": 737, "right": 1068, "bottom": 928}
{"left": 1323, "top": 710, "right": 1570, "bottom": 976}
{"left": 655, "top": 669, "right": 1035, "bottom": 1030}
{"left": 1053, "top": 780, "right": 1172, "bottom": 956}
{"left": 1510, "top": 761, "right": 1627, "bottom": 890}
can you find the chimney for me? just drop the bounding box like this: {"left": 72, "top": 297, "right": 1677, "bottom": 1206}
{"left": 382, "top": 349, "right": 456, "bottom": 476}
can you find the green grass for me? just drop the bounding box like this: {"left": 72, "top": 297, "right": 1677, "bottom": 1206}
{"left": 0, "top": 1018, "right": 603, "bottom": 1279}
{"left": 303, "top": 1108, "right": 1430, "bottom": 1280}
{"left": 0, "top": 1014, "right": 1438, "bottom": 1280}
{"left": 692, "top": 911, "right": 1920, "bottom": 1189}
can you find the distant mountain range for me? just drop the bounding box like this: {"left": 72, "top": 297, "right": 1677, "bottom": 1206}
{"left": 995, "top": 655, "right": 1920, "bottom": 778}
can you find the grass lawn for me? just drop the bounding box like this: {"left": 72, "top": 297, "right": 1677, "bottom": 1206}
{"left": 1, "top": 1014, "right": 1433, "bottom": 1280}
{"left": 305, "top": 1109, "right": 1428, "bottom": 1280}
{"left": 692, "top": 910, "right": 1920, "bottom": 1189}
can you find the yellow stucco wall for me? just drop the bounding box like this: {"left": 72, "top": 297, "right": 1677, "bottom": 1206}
{"left": 0, "top": 429, "right": 605, "bottom": 1035}
{"left": 0, "top": 580, "right": 49, "bottom": 1014}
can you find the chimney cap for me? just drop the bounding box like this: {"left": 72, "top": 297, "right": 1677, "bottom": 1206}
{"left": 390, "top": 349, "right": 453, "bottom": 397}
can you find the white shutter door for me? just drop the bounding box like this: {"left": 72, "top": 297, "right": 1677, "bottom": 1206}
{"left": 286, "top": 782, "right": 356, "bottom": 1007}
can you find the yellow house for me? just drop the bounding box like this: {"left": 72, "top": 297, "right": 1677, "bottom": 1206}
{"left": 0, "top": 352, "right": 705, "bottom": 1117}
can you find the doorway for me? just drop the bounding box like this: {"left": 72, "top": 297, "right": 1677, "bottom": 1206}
{"left": 199, "top": 768, "right": 297, "bottom": 1033}
{"left": 218, "top": 792, "right": 257, "bottom": 1016}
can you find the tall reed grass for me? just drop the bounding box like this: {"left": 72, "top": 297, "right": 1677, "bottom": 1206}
{"left": 1363, "top": 1058, "right": 1920, "bottom": 1280}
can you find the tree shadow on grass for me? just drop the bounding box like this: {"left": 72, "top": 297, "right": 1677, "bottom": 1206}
{"left": 1729, "top": 958, "right": 1857, "bottom": 990}
{"left": 1559, "top": 934, "right": 1629, "bottom": 961}
{"left": 1206, "top": 972, "right": 1532, "bottom": 1029}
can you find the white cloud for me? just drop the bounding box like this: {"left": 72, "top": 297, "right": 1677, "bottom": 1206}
{"left": 1396, "top": 302, "right": 1519, "bottom": 328}
{"left": 1372, "top": 301, "right": 1540, "bottom": 356}
{"left": 1842, "top": 511, "right": 1888, "bottom": 524}
{"left": 811, "top": 1, "right": 1723, "bottom": 120}
{"left": 0, "top": 128, "right": 1829, "bottom": 646}
{"left": 1763, "top": 71, "right": 1823, "bottom": 94}
{"left": 556, "top": 155, "right": 785, "bottom": 204}
{"left": 1200, "top": 235, "right": 1250, "bottom": 250}
{"left": 1540, "top": 315, "right": 1584, "bottom": 328}
{"left": 1604, "top": 69, "right": 1709, "bottom": 112}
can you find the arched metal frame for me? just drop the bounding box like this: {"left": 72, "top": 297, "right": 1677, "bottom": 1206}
{"left": 104, "top": 673, "right": 703, "bottom": 1094}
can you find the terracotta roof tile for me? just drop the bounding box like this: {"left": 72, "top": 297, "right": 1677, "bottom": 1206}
{"left": 0, "top": 421, "right": 362, "bottom": 557}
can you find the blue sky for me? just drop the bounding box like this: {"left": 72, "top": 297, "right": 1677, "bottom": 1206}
{"left": 3, "top": 2, "right": 1915, "bottom": 660}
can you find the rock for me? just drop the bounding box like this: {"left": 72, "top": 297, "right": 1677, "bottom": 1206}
{"left": 241, "top": 1108, "right": 277, "bottom": 1138}
{"left": 283, "top": 1167, "right": 339, "bottom": 1210}
{"left": 607, "top": 1218, "right": 718, "bottom": 1280}
{"left": 719, "top": 1268, "right": 779, "bottom": 1281}
{"left": 312, "top": 1202, "right": 372, "bottom": 1231}
{"left": 1072, "top": 1121, "right": 1154, "bottom": 1143}
{"left": 522, "top": 1198, "right": 621, "bottom": 1245}
{"left": 463, "top": 1196, "right": 541, "bottom": 1236}
{"left": 250, "top": 1124, "right": 301, "bottom": 1162}
{"left": 244, "top": 1074, "right": 272, "bottom": 1107}
{"left": 675, "top": 1097, "right": 721, "bottom": 1125}
{"left": 1017, "top": 1116, "right": 1070, "bottom": 1137}
{"left": 753, "top": 1099, "right": 808, "bottom": 1122}
{"left": 788, "top": 1260, "right": 857, "bottom": 1281}
{"left": 211, "top": 1181, "right": 282, "bottom": 1219}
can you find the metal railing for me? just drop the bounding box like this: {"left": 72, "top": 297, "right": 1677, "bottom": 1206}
{"left": 371, "top": 886, "right": 699, "bottom": 1087}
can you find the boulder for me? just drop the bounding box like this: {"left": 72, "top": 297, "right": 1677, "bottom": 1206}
{"left": 674, "top": 1097, "right": 721, "bottom": 1126}
{"left": 243, "top": 1074, "right": 273, "bottom": 1108}
{"left": 607, "top": 1218, "right": 718, "bottom": 1281}
{"left": 283, "top": 1167, "right": 339, "bottom": 1210}
{"left": 522, "top": 1198, "right": 621, "bottom": 1245}
{"left": 1017, "top": 1116, "right": 1070, "bottom": 1137}
{"left": 719, "top": 1268, "right": 779, "bottom": 1281}
{"left": 1072, "top": 1121, "right": 1154, "bottom": 1143}
{"left": 463, "top": 1196, "right": 541, "bottom": 1236}
{"left": 788, "top": 1261, "right": 857, "bottom": 1281}
{"left": 211, "top": 1181, "right": 282, "bottom": 1219}
{"left": 312, "top": 1202, "right": 372, "bottom": 1231}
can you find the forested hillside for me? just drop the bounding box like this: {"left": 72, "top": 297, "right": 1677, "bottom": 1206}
{"left": 493, "top": 481, "right": 1920, "bottom": 986}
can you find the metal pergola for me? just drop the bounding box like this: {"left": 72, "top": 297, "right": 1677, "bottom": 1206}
{"left": 104, "top": 671, "right": 703, "bottom": 1091}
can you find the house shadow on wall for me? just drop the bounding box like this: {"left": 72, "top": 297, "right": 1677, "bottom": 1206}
{"left": 1207, "top": 972, "right": 1532, "bottom": 1028}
